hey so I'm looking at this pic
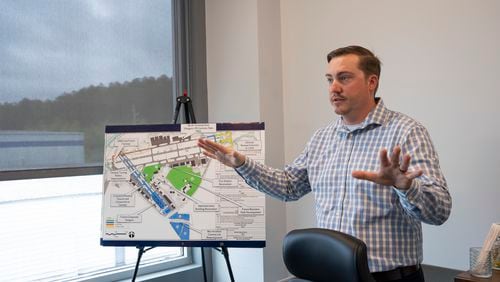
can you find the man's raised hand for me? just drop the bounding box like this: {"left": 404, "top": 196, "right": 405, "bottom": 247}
{"left": 197, "top": 138, "right": 246, "bottom": 168}
{"left": 351, "top": 146, "right": 423, "bottom": 190}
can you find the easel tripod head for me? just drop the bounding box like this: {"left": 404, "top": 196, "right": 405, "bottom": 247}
{"left": 172, "top": 90, "right": 196, "bottom": 124}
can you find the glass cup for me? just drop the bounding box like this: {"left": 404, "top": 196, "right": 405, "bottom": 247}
{"left": 469, "top": 247, "right": 492, "bottom": 278}
{"left": 493, "top": 244, "right": 500, "bottom": 270}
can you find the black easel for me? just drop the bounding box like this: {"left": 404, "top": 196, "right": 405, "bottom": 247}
{"left": 131, "top": 92, "right": 235, "bottom": 282}
{"left": 173, "top": 92, "right": 234, "bottom": 282}
{"left": 131, "top": 91, "right": 196, "bottom": 281}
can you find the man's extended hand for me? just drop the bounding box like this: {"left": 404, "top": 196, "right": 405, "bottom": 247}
{"left": 197, "top": 138, "right": 246, "bottom": 168}
{"left": 351, "top": 146, "right": 423, "bottom": 190}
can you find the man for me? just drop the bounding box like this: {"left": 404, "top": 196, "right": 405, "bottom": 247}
{"left": 198, "top": 46, "right": 451, "bottom": 282}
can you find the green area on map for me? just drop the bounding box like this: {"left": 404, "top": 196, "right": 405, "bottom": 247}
{"left": 166, "top": 166, "right": 201, "bottom": 196}
{"left": 142, "top": 164, "right": 162, "bottom": 183}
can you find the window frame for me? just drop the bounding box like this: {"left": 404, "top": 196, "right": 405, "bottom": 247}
{"left": 0, "top": 0, "right": 208, "bottom": 280}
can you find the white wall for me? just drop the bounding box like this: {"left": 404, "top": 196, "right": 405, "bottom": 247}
{"left": 206, "top": 0, "right": 500, "bottom": 277}
{"left": 280, "top": 0, "right": 500, "bottom": 270}
{"left": 205, "top": 0, "right": 288, "bottom": 281}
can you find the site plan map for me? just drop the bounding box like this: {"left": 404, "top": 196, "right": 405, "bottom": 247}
{"left": 100, "top": 123, "right": 265, "bottom": 247}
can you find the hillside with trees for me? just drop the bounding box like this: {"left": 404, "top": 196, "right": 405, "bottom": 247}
{"left": 0, "top": 75, "right": 174, "bottom": 164}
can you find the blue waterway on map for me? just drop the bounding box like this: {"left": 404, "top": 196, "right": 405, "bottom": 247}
{"left": 169, "top": 213, "right": 190, "bottom": 240}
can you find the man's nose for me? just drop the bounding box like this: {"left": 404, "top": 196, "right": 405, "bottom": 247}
{"left": 329, "top": 80, "right": 341, "bottom": 93}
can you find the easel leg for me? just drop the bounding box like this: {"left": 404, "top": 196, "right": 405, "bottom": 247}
{"left": 132, "top": 246, "right": 154, "bottom": 282}
{"left": 172, "top": 98, "right": 183, "bottom": 124}
{"left": 221, "top": 246, "right": 235, "bottom": 282}
{"left": 201, "top": 247, "right": 208, "bottom": 282}
{"left": 132, "top": 246, "right": 145, "bottom": 282}
{"left": 187, "top": 100, "right": 197, "bottom": 123}
{"left": 183, "top": 103, "right": 191, "bottom": 123}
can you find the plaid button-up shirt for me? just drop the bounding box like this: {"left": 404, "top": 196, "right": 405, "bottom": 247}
{"left": 236, "top": 98, "right": 451, "bottom": 272}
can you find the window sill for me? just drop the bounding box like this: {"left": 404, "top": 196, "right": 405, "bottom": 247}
{"left": 118, "top": 262, "right": 204, "bottom": 282}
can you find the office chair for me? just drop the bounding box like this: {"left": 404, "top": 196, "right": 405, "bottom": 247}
{"left": 282, "top": 228, "right": 375, "bottom": 282}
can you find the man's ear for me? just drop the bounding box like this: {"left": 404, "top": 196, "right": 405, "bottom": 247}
{"left": 368, "top": 75, "right": 378, "bottom": 93}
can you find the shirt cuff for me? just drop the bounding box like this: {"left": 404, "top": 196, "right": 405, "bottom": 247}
{"left": 394, "top": 178, "right": 421, "bottom": 201}
{"left": 235, "top": 156, "right": 255, "bottom": 177}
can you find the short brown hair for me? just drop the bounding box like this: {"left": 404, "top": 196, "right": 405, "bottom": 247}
{"left": 327, "top": 45, "right": 381, "bottom": 94}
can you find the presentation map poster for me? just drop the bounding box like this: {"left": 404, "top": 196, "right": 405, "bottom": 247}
{"left": 100, "top": 123, "right": 265, "bottom": 247}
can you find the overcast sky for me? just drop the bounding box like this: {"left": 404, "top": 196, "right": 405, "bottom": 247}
{"left": 0, "top": 0, "right": 172, "bottom": 103}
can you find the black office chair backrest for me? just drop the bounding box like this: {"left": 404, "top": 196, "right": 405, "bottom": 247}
{"left": 282, "top": 228, "right": 375, "bottom": 282}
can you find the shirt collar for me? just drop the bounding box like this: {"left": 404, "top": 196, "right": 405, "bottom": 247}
{"left": 337, "top": 98, "right": 389, "bottom": 133}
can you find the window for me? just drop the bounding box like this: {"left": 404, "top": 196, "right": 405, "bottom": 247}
{"left": 0, "top": 175, "right": 190, "bottom": 281}
{"left": 0, "top": 0, "right": 176, "bottom": 171}
{"left": 0, "top": 0, "right": 207, "bottom": 280}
